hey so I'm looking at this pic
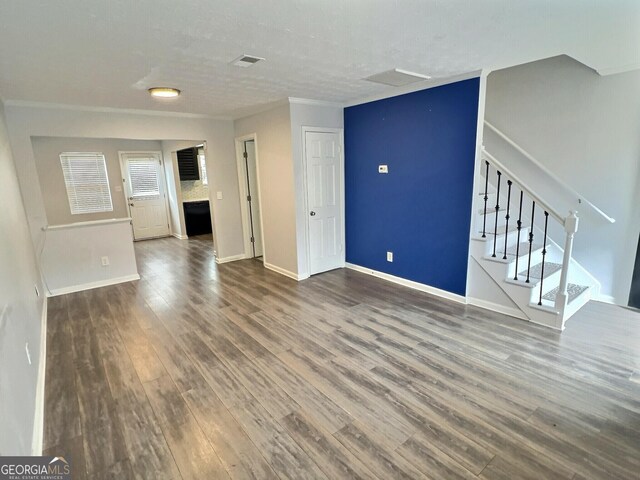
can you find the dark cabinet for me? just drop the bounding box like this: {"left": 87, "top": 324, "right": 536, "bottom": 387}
{"left": 183, "top": 201, "right": 212, "bottom": 237}
{"left": 177, "top": 147, "right": 200, "bottom": 180}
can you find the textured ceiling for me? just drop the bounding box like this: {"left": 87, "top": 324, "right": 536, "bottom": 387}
{"left": 0, "top": 0, "right": 638, "bottom": 117}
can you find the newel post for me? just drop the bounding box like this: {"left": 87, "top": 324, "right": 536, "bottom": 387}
{"left": 555, "top": 211, "right": 579, "bottom": 314}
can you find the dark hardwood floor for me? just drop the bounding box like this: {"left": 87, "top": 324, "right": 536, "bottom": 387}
{"left": 44, "top": 234, "right": 640, "bottom": 479}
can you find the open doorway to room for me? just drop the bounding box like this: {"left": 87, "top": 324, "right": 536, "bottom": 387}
{"left": 630, "top": 233, "right": 640, "bottom": 309}
{"left": 235, "top": 135, "right": 264, "bottom": 262}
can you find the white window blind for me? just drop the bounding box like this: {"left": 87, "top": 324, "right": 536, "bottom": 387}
{"left": 60, "top": 152, "right": 113, "bottom": 215}
{"left": 198, "top": 154, "right": 208, "bottom": 185}
{"left": 127, "top": 158, "right": 160, "bottom": 198}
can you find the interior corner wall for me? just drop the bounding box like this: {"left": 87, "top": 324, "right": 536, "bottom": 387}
{"left": 234, "top": 104, "right": 298, "bottom": 276}
{"left": 289, "top": 102, "right": 344, "bottom": 278}
{"left": 3, "top": 105, "right": 243, "bottom": 261}
{"left": 344, "top": 78, "right": 480, "bottom": 296}
{"left": 485, "top": 55, "right": 640, "bottom": 304}
{"left": 0, "top": 101, "right": 45, "bottom": 455}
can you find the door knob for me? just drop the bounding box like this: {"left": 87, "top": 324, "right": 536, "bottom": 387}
{"left": 310, "top": 211, "right": 316, "bottom": 216}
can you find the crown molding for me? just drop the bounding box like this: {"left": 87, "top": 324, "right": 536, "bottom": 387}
{"left": 287, "top": 97, "right": 344, "bottom": 108}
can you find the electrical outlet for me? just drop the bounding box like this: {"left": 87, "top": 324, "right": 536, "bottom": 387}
{"left": 378, "top": 165, "right": 389, "bottom": 174}
{"left": 101, "top": 256, "right": 110, "bottom": 266}
{"left": 216, "top": 191, "right": 223, "bottom": 200}
{"left": 387, "top": 251, "right": 393, "bottom": 262}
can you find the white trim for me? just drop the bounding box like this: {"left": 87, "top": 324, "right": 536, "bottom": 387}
{"left": 234, "top": 134, "right": 267, "bottom": 263}
{"left": 215, "top": 253, "right": 247, "bottom": 264}
{"left": 47, "top": 274, "right": 140, "bottom": 297}
{"left": 3, "top": 99, "right": 230, "bottom": 120}
{"left": 31, "top": 297, "right": 48, "bottom": 455}
{"left": 467, "top": 297, "right": 528, "bottom": 321}
{"left": 44, "top": 217, "right": 131, "bottom": 230}
{"left": 593, "top": 294, "right": 616, "bottom": 305}
{"left": 344, "top": 70, "right": 482, "bottom": 108}
{"left": 172, "top": 232, "right": 188, "bottom": 240}
{"left": 288, "top": 97, "right": 344, "bottom": 108}
{"left": 264, "top": 262, "right": 300, "bottom": 281}
{"left": 465, "top": 69, "right": 490, "bottom": 299}
{"left": 345, "top": 263, "right": 466, "bottom": 304}
{"left": 302, "top": 127, "right": 346, "bottom": 276}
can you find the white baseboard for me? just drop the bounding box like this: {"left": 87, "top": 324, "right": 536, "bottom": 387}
{"left": 47, "top": 274, "right": 140, "bottom": 296}
{"left": 264, "top": 262, "right": 300, "bottom": 281}
{"left": 32, "top": 297, "right": 47, "bottom": 455}
{"left": 172, "top": 233, "right": 188, "bottom": 240}
{"left": 467, "top": 297, "right": 528, "bottom": 321}
{"left": 593, "top": 294, "right": 616, "bottom": 305}
{"left": 215, "top": 253, "right": 247, "bottom": 264}
{"left": 345, "top": 263, "right": 466, "bottom": 304}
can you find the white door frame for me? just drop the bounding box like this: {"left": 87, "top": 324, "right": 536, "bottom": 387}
{"left": 118, "top": 151, "right": 171, "bottom": 239}
{"left": 235, "top": 134, "right": 267, "bottom": 263}
{"left": 301, "top": 127, "right": 346, "bottom": 276}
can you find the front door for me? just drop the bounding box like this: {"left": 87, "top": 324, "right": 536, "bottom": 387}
{"left": 305, "top": 131, "right": 344, "bottom": 275}
{"left": 121, "top": 152, "right": 170, "bottom": 240}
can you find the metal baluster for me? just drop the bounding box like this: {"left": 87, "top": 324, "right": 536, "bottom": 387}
{"left": 513, "top": 191, "right": 524, "bottom": 280}
{"left": 491, "top": 171, "right": 502, "bottom": 257}
{"left": 482, "top": 161, "right": 489, "bottom": 238}
{"left": 538, "top": 211, "right": 549, "bottom": 305}
{"left": 503, "top": 180, "right": 512, "bottom": 260}
{"left": 525, "top": 201, "right": 536, "bottom": 283}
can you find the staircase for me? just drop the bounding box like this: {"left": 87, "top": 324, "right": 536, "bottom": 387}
{"left": 469, "top": 148, "right": 601, "bottom": 331}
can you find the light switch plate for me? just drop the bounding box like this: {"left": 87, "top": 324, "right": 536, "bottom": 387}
{"left": 216, "top": 191, "right": 223, "bottom": 200}
{"left": 387, "top": 251, "right": 393, "bottom": 262}
{"left": 378, "top": 165, "right": 389, "bottom": 174}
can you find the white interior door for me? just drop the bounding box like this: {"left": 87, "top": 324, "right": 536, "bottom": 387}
{"left": 244, "top": 140, "right": 263, "bottom": 258}
{"left": 121, "top": 153, "right": 170, "bottom": 240}
{"left": 305, "top": 131, "right": 344, "bottom": 275}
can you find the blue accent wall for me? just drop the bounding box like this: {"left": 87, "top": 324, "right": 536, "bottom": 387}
{"left": 344, "top": 78, "right": 479, "bottom": 296}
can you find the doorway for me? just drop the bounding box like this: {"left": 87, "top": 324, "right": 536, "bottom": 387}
{"left": 236, "top": 136, "right": 264, "bottom": 260}
{"left": 119, "top": 151, "right": 171, "bottom": 240}
{"left": 630, "top": 233, "right": 640, "bottom": 309}
{"left": 304, "top": 129, "right": 345, "bottom": 275}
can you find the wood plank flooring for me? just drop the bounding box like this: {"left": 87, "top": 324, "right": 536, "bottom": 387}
{"left": 44, "top": 234, "right": 640, "bottom": 479}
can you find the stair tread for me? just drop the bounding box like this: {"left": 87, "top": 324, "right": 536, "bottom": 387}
{"left": 542, "top": 283, "right": 589, "bottom": 303}
{"left": 519, "top": 262, "right": 562, "bottom": 280}
{"left": 478, "top": 225, "right": 519, "bottom": 237}
{"left": 497, "top": 242, "right": 543, "bottom": 258}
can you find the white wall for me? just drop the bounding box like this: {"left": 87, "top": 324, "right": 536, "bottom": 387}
{"left": 31, "top": 136, "right": 162, "bottom": 225}
{"left": 42, "top": 220, "right": 139, "bottom": 295}
{"left": 4, "top": 104, "right": 243, "bottom": 260}
{"left": 234, "top": 104, "right": 298, "bottom": 276}
{"left": 485, "top": 56, "right": 640, "bottom": 304}
{"left": 0, "top": 102, "right": 46, "bottom": 455}
{"left": 289, "top": 101, "right": 344, "bottom": 278}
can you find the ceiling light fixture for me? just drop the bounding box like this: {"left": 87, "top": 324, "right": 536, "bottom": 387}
{"left": 148, "top": 87, "right": 181, "bottom": 98}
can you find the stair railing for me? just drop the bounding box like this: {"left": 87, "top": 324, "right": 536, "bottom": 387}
{"left": 481, "top": 149, "right": 579, "bottom": 317}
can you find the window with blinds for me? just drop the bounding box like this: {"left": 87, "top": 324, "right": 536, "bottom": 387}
{"left": 127, "top": 157, "right": 160, "bottom": 198}
{"left": 59, "top": 152, "right": 113, "bottom": 215}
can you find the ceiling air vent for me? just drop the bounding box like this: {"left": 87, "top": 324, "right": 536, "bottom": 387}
{"left": 364, "top": 68, "right": 431, "bottom": 87}
{"left": 231, "top": 54, "right": 265, "bottom": 68}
